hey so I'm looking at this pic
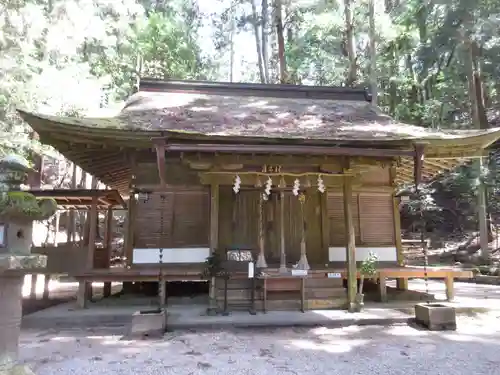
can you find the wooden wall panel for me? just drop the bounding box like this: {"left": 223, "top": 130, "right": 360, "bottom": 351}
{"left": 172, "top": 188, "right": 210, "bottom": 247}
{"left": 218, "top": 188, "right": 259, "bottom": 252}
{"left": 359, "top": 167, "right": 391, "bottom": 186}
{"left": 134, "top": 187, "right": 209, "bottom": 248}
{"left": 327, "top": 193, "right": 360, "bottom": 246}
{"left": 134, "top": 192, "right": 174, "bottom": 248}
{"left": 358, "top": 194, "right": 394, "bottom": 245}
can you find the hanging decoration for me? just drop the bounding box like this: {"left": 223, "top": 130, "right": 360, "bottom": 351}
{"left": 255, "top": 177, "right": 262, "bottom": 188}
{"left": 263, "top": 176, "right": 272, "bottom": 201}
{"left": 233, "top": 175, "right": 241, "bottom": 194}
{"left": 317, "top": 175, "right": 325, "bottom": 193}
{"left": 304, "top": 178, "right": 311, "bottom": 188}
{"left": 278, "top": 176, "right": 286, "bottom": 189}
{"left": 298, "top": 192, "right": 306, "bottom": 204}
{"left": 292, "top": 179, "right": 300, "bottom": 196}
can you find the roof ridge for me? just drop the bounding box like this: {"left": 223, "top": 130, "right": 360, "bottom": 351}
{"left": 139, "top": 78, "right": 372, "bottom": 102}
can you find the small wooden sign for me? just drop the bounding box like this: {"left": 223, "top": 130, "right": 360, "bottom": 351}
{"left": 327, "top": 272, "right": 342, "bottom": 278}
{"left": 291, "top": 269, "right": 308, "bottom": 276}
{"left": 261, "top": 164, "right": 282, "bottom": 173}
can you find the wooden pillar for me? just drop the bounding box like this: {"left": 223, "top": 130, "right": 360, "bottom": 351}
{"left": 393, "top": 196, "right": 407, "bottom": 290}
{"left": 78, "top": 196, "right": 97, "bottom": 308}
{"left": 103, "top": 207, "right": 113, "bottom": 298}
{"left": 297, "top": 195, "right": 310, "bottom": 270}
{"left": 209, "top": 183, "right": 219, "bottom": 255}
{"left": 279, "top": 190, "right": 287, "bottom": 273}
{"left": 124, "top": 195, "right": 136, "bottom": 266}
{"left": 29, "top": 274, "right": 37, "bottom": 300}
{"left": 208, "top": 183, "right": 219, "bottom": 313}
{"left": 256, "top": 192, "right": 267, "bottom": 268}
{"left": 87, "top": 197, "right": 98, "bottom": 269}
{"left": 42, "top": 275, "right": 50, "bottom": 300}
{"left": 343, "top": 175, "right": 357, "bottom": 312}
{"left": 76, "top": 280, "right": 87, "bottom": 309}
{"left": 320, "top": 192, "right": 330, "bottom": 265}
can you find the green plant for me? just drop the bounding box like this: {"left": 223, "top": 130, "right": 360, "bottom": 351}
{"left": 0, "top": 191, "right": 57, "bottom": 222}
{"left": 201, "top": 252, "right": 226, "bottom": 279}
{"left": 358, "top": 252, "right": 379, "bottom": 295}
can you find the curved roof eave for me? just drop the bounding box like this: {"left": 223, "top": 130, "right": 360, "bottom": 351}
{"left": 17, "top": 109, "right": 500, "bottom": 155}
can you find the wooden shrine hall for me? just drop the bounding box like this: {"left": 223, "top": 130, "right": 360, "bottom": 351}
{"left": 18, "top": 79, "right": 500, "bottom": 311}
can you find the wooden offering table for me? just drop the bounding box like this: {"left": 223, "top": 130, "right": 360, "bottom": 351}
{"left": 260, "top": 274, "right": 306, "bottom": 313}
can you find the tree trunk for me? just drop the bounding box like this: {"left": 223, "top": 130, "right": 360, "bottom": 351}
{"left": 250, "top": 0, "right": 266, "bottom": 83}
{"left": 368, "top": 0, "right": 377, "bottom": 105}
{"left": 261, "top": 0, "right": 270, "bottom": 83}
{"left": 463, "top": 20, "right": 489, "bottom": 263}
{"left": 343, "top": 0, "right": 356, "bottom": 86}
{"left": 274, "top": 0, "right": 287, "bottom": 83}
{"left": 229, "top": 16, "right": 235, "bottom": 82}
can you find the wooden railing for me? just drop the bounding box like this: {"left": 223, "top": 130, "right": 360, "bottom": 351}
{"left": 32, "top": 243, "right": 110, "bottom": 274}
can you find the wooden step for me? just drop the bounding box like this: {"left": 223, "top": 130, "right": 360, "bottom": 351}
{"left": 303, "top": 278, "right": 344, "bottom": 288}
{"left": 216, "top": 289, "right": 264, "bottom": 300}
{"left": 306, "top": 288, "right": 346, "bottom": 299}
{"left": 215, "top": 299, "right": 346, "bottom": 311}
{"left": 215, "top": 278, "right": 254, "bottom": 289}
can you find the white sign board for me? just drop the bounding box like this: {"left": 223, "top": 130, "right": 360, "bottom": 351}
{"left": 291, "top": 269, "right": 308, "bottom": 277}
{"left": 248, "top": 262, "right": 255, "bottom": 278}
{"left": 327, "top": 272, "right": 342, "bottom": 279}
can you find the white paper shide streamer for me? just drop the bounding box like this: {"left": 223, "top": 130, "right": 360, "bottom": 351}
{"left": 233, "top": 175, "right": 241, "bottom": 193}
{"left": 292, "top": 178, "right": 300, "bottom": 196}
{"left": 317, "top": 175, "right": 325, "bottom": 193}
{"left": 263, "top": 176, "right": 272, "bottom": 200}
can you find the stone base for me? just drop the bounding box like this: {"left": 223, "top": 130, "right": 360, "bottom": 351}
{"left": 0, "top": 276, "right": 24, "bottom": 367}
{"left": 0, "top": 254, "right": 47, "bottom": 273}
{"left": 128, "top": 309, "right": 167, "bottom": 338}
{"left": 2, "top": 364, "right": 36, "bottom": 375}
{"left": 414, "top": 303, "right": 457, "bottom": 331}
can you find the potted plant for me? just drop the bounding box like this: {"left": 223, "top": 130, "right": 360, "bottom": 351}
{"left": 355, "top": 252, "right": 379, "bottom": 311}
{"left": 201, "top": 252, "right": 226, "bottom": 315}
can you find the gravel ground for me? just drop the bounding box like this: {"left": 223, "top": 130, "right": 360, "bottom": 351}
{"left": 19, "top": 312, "right": 500, "bottom": 375}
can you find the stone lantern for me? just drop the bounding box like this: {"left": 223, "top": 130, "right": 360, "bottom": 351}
{"left": 0, "top": 154, "right": 57, "bottom": 374}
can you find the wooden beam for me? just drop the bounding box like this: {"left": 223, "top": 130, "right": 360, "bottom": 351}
{"left": 152, "top": 139, "right": 167, "bottom": 187}
{"left": 182, "top": 153, "right": 396, "bottom": 168}
{"left": 343, "top": 175, "right": 357, "bottom": 312}
{"left": 164, "top": 143, "right": 415, "bottom": 158}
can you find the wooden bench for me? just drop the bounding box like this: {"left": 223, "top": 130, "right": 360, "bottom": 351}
{"left": 377, "top": 267, "right": 473, "bottom": 302}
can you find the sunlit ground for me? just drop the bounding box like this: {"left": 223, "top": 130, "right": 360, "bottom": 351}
{"left": 22, "top": 274, "right": 109, "bottom": 298}
{"left": 19, "top": 313, "right": 500, "bottom": 375}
